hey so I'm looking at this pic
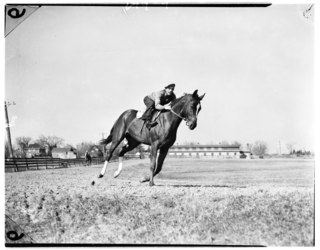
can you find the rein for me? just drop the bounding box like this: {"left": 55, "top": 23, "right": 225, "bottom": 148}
{"left": 170, "top": 109, "right": 186, "bottom": 120}
{"left": 170, "top": 97, "right": 188, "bottom": 121}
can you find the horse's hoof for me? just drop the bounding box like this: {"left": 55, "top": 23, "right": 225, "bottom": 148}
{"left": 98, "top": 174, "right": 104, "bottom": 178}
{"left": 91, "top": 181, "right": 95, "bottom": 186}
{"left": 149, "top": 182, "right": 155, "bottom": 187}
{"left": 113, "top": 171, "right": 120, "bottom": 178}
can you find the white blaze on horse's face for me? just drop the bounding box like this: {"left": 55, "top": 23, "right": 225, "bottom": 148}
{"left": 196, "top": 103, "right": 201, "bottom": 115}
{"left": 185, "top": 101, "right": 199, "bottom": 130}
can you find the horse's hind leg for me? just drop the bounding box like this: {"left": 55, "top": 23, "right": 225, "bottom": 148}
{"left": 99, "top": 133, "right": 126, "bottom": 178}
{"left": 99, "top": 140, "right": 122, "bottom": 177}
{"left": 114, "top": 137, "right": 140, "bottom": 178}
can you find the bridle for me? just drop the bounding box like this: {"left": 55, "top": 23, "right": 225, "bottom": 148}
{"left": 170, "top": 108, "right": 186, "bottom": 121}
{"left": 169, "top": 97, "right": 187, "bottom": 121}
{"left": 170, "top": 97, "right": 202, "bottom": 122}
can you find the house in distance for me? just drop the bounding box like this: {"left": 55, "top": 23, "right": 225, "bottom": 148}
{"left": 25, "top": 143, "right": 46, "bottom": 158}
{"left": 51, "top": 147, "right": 77, "bottom": 159}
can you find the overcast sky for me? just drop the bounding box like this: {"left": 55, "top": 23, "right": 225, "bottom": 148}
{"left": 5, "top": 4, "right": 314, "bottom": 153}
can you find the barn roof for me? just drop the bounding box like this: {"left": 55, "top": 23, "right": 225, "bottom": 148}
{"left": 27, "top": 143, "right": 44, "bottom": 149}
{"left": 52, "top": 147, "right": 75, "bottom": 153}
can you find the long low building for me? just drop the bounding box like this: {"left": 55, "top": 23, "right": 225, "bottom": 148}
{"left": 168, "top": 144, "right": 251, "bottom": 159}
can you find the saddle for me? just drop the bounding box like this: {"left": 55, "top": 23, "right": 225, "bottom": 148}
{"left": 138, "top": 108, "right": 162, "bottom": 130}
{"left": 147, "top": 111, "right": 161, "bottom": 128}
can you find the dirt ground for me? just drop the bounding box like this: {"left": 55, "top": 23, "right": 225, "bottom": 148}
{"left": 5, "top": 158, "right": 314, "bottom": 246}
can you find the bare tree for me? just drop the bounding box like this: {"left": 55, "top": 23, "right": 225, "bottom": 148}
{"left": 286, "top": 142, "right": 295, "bottom": 154}
{"left": 251, "top": 141, "right": 268, "bottom": 158}
{"left": 76, "top": 142, "right": 96, "bottom": 158}
{"left": 36, "top": 135, "right": 64, "bottom": 156}
{"left": 246, "top": 143, "right": 253, "bottom": 151}
{"left": 5, "top": 141, "right": 24, "bottom": 158}
{"left": 15, "top": 136, "right": 32, "bottom": 155}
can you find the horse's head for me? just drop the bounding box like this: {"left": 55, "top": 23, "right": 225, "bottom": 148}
{"left": 180, "top": 90, "right": 205, "bottom": 130}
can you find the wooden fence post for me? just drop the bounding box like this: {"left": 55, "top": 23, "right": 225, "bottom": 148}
{"left": 14, "top": 158, "right": 18, "bottom": 172}
{"left": 25, "top": 158, "right": 28, "bottom": 171}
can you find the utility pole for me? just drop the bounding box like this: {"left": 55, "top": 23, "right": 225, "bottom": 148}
{"left": 5, "top": 101, "right": 15, "bottom": 158}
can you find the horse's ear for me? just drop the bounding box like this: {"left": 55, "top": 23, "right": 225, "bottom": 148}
{"left": 199, "top": 93, "right": 205, "bottom": 101}
{"left": 192, "top": 89, "right": 198, "bottom": 97}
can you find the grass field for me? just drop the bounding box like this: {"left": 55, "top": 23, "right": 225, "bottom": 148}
{"left": 5, "top": 158, "right": 314, "bottom": 246}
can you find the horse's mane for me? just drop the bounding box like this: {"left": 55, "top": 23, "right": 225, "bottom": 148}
{"left": 171, "top": 93, "right": 191, "bottom": 107}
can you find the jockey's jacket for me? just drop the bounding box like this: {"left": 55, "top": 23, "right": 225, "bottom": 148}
{"left": 147, "top": 90, "right": 176, "bottom": 110}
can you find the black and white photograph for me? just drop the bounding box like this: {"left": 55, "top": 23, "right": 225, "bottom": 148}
{"left": 3, "top": 1, "right": 316, "bottom": 246}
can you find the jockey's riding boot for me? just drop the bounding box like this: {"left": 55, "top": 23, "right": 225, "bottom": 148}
{"left": 141, "top": 107, "right": 153, "bottom": 121}
{"left": 146, "top": 121, "right": 158, "bottom": 129}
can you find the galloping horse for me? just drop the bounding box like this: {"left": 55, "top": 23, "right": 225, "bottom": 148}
{"left": 94, "top": 90, "right": 205, "bottom": 186}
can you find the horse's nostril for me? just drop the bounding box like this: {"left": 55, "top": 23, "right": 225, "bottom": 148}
{"left": 189, "top": 121, "right": 197, "bottom": 130}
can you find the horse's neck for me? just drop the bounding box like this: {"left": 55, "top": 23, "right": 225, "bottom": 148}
{"left": 165, "top": 100, "right": 185, "bottom": 132}
{"left": 172, "top": 98, "right": 186, "bottom": 118}
{"left": 167, "top": 111, "right": 183, "bottom": 131}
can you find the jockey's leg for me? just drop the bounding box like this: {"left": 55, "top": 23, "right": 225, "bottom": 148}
{"left": 142, "top": 106, "right": 158, "bottom": 129}
{"left": 141, "top": 97, "right": 155, "bottom": 122}
{"left": 141, "top": 106, "right": 153, "bottom": 121}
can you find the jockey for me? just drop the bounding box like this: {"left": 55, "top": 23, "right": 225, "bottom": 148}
{"left": 141, "top": 83, "right": 176, "bottom": 129}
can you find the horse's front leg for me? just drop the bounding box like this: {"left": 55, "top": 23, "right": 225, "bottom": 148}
{"left": 149, "top": 145, "right": 158, "bottom": 186}
{"left": 154, "top": 147, "right": 169, "bottom": 177}
{"left": 140, "top": 146, "right": 168, "bottom": 185}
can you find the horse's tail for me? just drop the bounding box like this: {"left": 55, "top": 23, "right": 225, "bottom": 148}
{"left": 99, "top": 126, "right": 114, "bottom": 145}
